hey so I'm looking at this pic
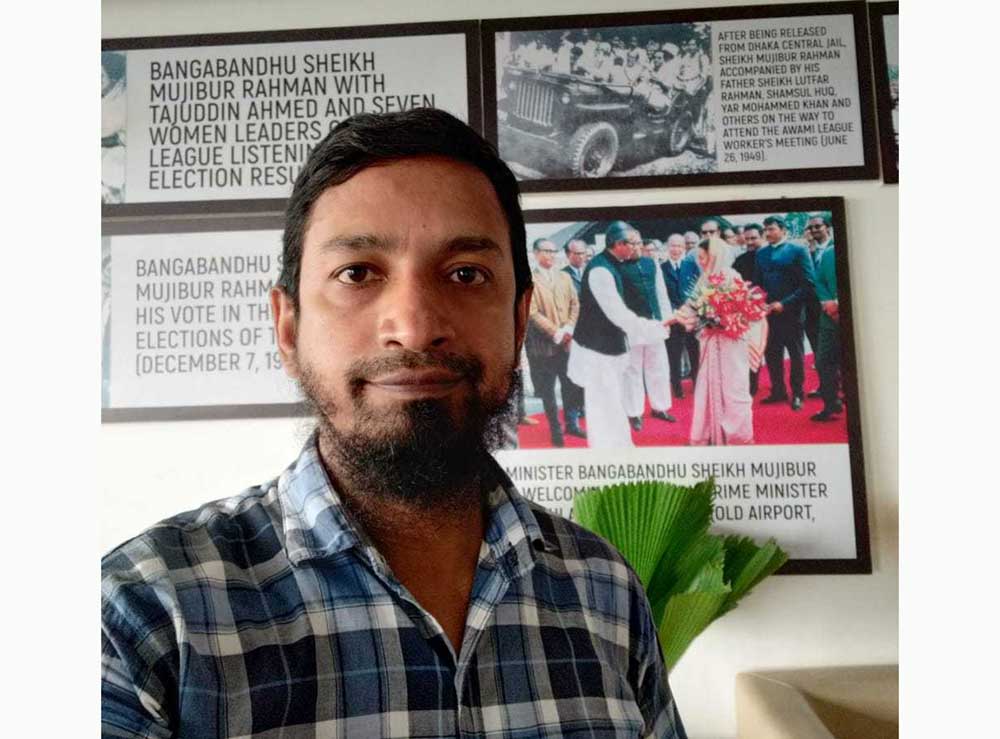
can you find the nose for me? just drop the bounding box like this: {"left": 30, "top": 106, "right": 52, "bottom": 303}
{"left": 377, "top": 278, "right": 456, "bottom": 352}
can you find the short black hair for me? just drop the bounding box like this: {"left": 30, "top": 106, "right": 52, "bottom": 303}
{"left": 808, "top": 212, "right": 832, "bottom": 227}
{"left": 742, "top": 222, "right": 763, "bottom": 234}
{"left": 763, "top": 215, "right": 786, "bottom": 230}
{"left": 278, "top": 108, "right": 530, "bottom": 310}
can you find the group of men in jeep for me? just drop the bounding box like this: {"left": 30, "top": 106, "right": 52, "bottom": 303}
{"left": 506, "top": 30, "right": 711, "bottom": 112}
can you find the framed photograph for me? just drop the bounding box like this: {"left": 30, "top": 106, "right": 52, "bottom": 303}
{"left": 868, "top": 2, "right": 898, "bottom": 183}
{"left": 101, "top": 22, "right": 482, "bottom": 216}
{"left": 101, "top": 214, "right": 304, "bottom": 421}
{"left": 481, "top": 2, "right": 878, "bottom": 192}
{"left": 498, "top": 196, "right": 870, "bottom": 574}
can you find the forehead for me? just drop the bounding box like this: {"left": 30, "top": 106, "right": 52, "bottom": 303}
{"left": 303, "top": 156, "right": 509, "bottom": 260}
{"left": 809, "top": 218, "right": 827, "bottom": 226}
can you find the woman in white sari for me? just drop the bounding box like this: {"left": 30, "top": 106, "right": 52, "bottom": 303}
{"left": 680, "top": 236, "right": 761, "bottom": 445}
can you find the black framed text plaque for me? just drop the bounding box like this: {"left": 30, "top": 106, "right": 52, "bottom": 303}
{"left": 481, "top": 2, "right": 878, "bottom": 193}
{"left": 101, "top": 22, "right": 482, "bottom": 217}
{"left": 868, "top": 2, "right": 898, "bottom": 183}
{"left": 501, "top": 196, "right": 870, "bottom": 574}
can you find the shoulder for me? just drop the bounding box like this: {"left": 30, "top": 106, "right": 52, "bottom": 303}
{"left": 102, "top": 481, "right": 283, "bottom": 602}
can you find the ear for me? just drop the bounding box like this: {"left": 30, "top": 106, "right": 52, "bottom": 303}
{"left": 513, "top": 284, "right": 533, "bottom": 356}
{"left": 270, "top": 287, "right": 300, "bottom": 379}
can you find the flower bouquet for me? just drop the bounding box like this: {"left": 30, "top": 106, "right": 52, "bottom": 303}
{"left": 686, "top": 274, "right": 768, "bottom": 340}
{"left": 573, "top": 479, "right": 787, "bottom": 671}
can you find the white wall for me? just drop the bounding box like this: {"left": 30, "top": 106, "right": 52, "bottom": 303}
{"left": 101, "top": 1, "right": 898, "bottom": 736}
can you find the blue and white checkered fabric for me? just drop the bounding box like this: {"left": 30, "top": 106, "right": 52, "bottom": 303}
{"left": 102, "top": 436, "right": 686, "bottom": 738}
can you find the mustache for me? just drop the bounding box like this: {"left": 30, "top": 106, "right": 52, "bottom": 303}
{"left": 346, "top": 350, "right": 484, "bottom": 391}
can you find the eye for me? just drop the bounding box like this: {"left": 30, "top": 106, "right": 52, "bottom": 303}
{"left": 334, "top": 265, "right": 382, "bottom": 285}
{"left": 448, "top": 265, "right": 488, "bottom": 285}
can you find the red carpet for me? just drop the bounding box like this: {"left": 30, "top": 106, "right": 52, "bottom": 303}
{"left": 517, "top": 355, "right": 848, "bottom": 449}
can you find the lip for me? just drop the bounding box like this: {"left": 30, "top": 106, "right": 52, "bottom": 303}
{"left": 366, "top": 370, "right": 465, "bottom": 396}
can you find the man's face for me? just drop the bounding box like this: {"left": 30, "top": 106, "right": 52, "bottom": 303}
{"left": 763, "top": 222, "right": 785, "bottom": 244}
{"left": 742, "top": 228, "right": 762, "bottom": 251}
{"left": 700, "top": 221, "right": 720, "bottom": 240}
{"left": 685, "top": 40, "right": 698, "bottom": 54}
{"left": 652, "top": 52, "right": 665, "bottom": 69}
{"left": 723, "top": 229, "right": 739, "bottom": 246}
{"left": 684, "top": 232, "right": 698, "bottom": 251}
{"left": 534, "top": 240, "right": 558, "bottom": 270}
{"left": 567, "top": 243, "right": 587, "bottom": 269}
{"left": 271, "top": 156, "right": 528, "bottom": 499}
{"left": 667, "top": 236, "right": 685, "bottom": 261}
{"left": 642, "top": 243, "right": 657, "bottom": 259}
{"left": 625, "top": 230, "right": 644, "bottom": 260}
{"left": 808, "top": 218, "right": 830, "bottom": 244}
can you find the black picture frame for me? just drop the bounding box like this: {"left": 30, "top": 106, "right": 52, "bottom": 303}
{"left": 481, "top": 1, "right": 879, "bottom": 193}
{"left": 517, "top": 195, "right": 870, "bottom": 575}
{"left": 867, "top": 2, "right": 898, "bottom": 183}
{"left": 101, "top": 20, "right": 483, "bottom": 217}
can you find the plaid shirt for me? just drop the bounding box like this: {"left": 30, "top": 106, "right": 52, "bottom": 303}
{"left": 102, "top": 437, "right": 686, "bottom": 738}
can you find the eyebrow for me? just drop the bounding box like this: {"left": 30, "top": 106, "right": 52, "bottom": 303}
{"left": 317, "top": 234, "right": 505, "bottom": 257}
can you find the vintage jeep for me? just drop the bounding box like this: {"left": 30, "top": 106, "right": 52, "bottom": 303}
{"left": 497, "top": 66, "right": 709, "bottom": 178}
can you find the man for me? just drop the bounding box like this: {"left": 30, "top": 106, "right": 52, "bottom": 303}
{"left": 733, "top": 223, "right": 765, "bottom": 396}
{"left": 562, "top": 238, "right": 588, "bottom": 293}
{"left": 583, "top": 41, "right": 614, "bottom": 82}
{"left": 642, "top": 238, "right": 660, "bottom": 262}
{"left": 619, "top": 227, "right": 677, "bottom": 429}
{"left": 568, "top": 221, "right": 673, "bottom": 448}
{"left": 811, "top": 234, "right": 843, "bottom": 422}
{"left": 803, "top": 214, "right": 834, "bottom": 399}
{"left": 629, "top": 35, "right": 649, "bottom": 68}
{"left": 101, "top": 109, "right": 685, "bottom": 738}
{"left": 753, "top": 215, "right": 817, "bottom": 411}
{"left": 683, "top": 230, "right": 699, "bottom": 253}
{"left": 623, "top": 47, "right": 648, "bottom": 85}
{"left": 643, "top": 44, "right": 680, "bottom": 111}
{"left": 526, "top": 238, "right": 584, "bottom": 443}
{"left": 561, "top": 239, "right": 589, "bottom": 424}
{"left": 662, "top": 233, "right": 701, "bottom": 399}
{"left": 675, "top": 38, "right": 710, "bottom": 96}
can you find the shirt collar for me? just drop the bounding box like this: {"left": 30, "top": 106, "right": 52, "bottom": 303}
{"left": 279, "top": 433, "right": 556, "bottom": 573}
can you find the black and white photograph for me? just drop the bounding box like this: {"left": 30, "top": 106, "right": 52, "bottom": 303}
{"left": 869, "top": 2, "right": 898, "bottom": 183}
{"left": 494, "top": 23, "right": 717, "bottom": 180}
{"left": 482, "top": 2, "right": 879, "bottom": 192}
{"left": 101, "top": 51, "right": 128, "bottom": 204}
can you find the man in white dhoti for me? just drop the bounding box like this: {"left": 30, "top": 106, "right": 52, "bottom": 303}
{"left": 567, "top": 221, "right": 673, "bottom": 449}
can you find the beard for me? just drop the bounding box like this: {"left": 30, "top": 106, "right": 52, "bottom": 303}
{"left": 298, "top": 349, "right": 520, "bottom": 511}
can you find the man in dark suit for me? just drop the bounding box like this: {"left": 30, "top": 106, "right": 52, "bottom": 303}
{"left": 804, "top": 214, "right": 834, "bottom": 398}
{"left": 562, "top": 239, "right": 587, "bottom": 294}
{"left": 753, "top": 215, "right": 817, "bottom": 411}
{"left": 811, "top": 242, "right": 842, "bottom": 422}
{"left": 560, "top": 239, "right": 589, "bottom": 428}
{"left": 732, "top": 223, "right": 763, "bottom": 396}
{"left": 661, "top": 233, "right": 700, "bottom": 398}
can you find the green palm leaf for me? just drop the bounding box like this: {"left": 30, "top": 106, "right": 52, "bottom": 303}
{"left": 572, "top": 477, "right": 788, "bottom": 672}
